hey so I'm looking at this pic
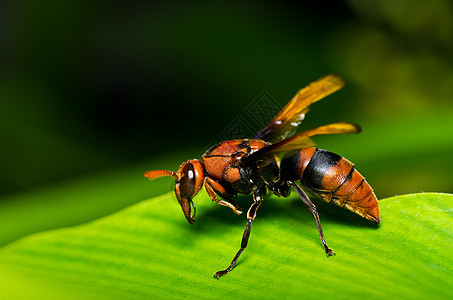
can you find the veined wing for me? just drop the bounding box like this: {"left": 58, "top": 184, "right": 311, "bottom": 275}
{"left": 254, "top": 74, "right": 345, "bottom": 143}
{"left": 243, "top": 122, "right": 360, "bottom": 165}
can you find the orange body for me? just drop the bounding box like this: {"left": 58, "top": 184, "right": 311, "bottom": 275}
{"left": 144, "top": 74, "right": 381, "bottom": 279}
{"left": 202, "top": 139, "right": 269, "bottom": 184}
{"left": 281, "top": 147, "right": 380, "bottom": 224}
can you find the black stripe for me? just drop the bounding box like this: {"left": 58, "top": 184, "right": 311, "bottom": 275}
{"left": 238, "top": 139, "right": 250, "bottom": 148}
{"left": 238, "top": 139, "right": 253, "bottom": 154}
{"left": 280, "top": 151, "right": 302, "bottom": 181}
{"left": 301, "top": 149, "right": 342, "bottom": 189}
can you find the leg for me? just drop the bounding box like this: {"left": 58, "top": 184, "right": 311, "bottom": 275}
{"left": 213, "top": 189, "right": 263, "bottom": 279}
{"left": 204, "top": 177, "right": 242, "bottom": 215}
{"left": 289, "top": 181, "right": 335, "bottom": 257}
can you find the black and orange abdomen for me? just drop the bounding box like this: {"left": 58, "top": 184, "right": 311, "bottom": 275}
{"left": 280, "top": 147, "right": 380, "bottom": 224}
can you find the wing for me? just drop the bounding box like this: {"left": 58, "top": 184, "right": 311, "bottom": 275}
{"left": 253, "top": 74, "right": 345, "bottom": 143}
{"left": 243, "top": 122, "right": 361, "bottom": 165}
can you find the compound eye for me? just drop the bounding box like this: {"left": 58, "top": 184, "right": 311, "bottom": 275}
{"left": 180, "top": 163, "right": 196, "bottom": 199}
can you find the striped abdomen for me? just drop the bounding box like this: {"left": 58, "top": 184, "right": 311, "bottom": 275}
{"left": 280, "top": 147, "right": 380, "bottom": 224}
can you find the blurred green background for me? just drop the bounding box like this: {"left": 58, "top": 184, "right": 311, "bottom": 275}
{"left": 1, "top": 0, "right": 452, "bottom": 246}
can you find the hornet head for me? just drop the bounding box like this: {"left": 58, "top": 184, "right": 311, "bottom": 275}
{"left": 144, "top": 159, "right": 204, "bottom": 224}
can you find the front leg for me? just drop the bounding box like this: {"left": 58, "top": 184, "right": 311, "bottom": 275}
{"left": 204, "top": 177, "right": 242, "bottom": 215}
{"left": 213, "top": 188, "right": 264, "bottom": 279}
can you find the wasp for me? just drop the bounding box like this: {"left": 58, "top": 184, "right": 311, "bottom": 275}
{"left": 145, "top": 74, "right": 380, "bottom": 279}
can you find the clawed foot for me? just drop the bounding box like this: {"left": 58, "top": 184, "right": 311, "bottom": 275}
{"left": 213, "top": 269, "right": 228, "bottom": 279}
{"left": 326, "top": 248, "right": 336, "bottom": 257}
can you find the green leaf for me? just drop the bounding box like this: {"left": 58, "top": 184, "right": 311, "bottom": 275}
{"left": 0, "top": 192, "right": 452, "bottom": 299}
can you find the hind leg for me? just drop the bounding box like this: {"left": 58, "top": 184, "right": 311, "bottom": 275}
{"left": 289, "top": 181, "right": 335, "bottom": 256}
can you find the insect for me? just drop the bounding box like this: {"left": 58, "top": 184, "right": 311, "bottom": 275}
{"left": 144, "top": 74, "right": 380, "bottom": 279}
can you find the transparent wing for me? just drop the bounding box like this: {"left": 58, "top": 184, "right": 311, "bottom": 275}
{"left": 253, "top": 74, "right": 345, "bottom": 143}
{"left": 243, "top": 122, "right": 360, "bottom": 165}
